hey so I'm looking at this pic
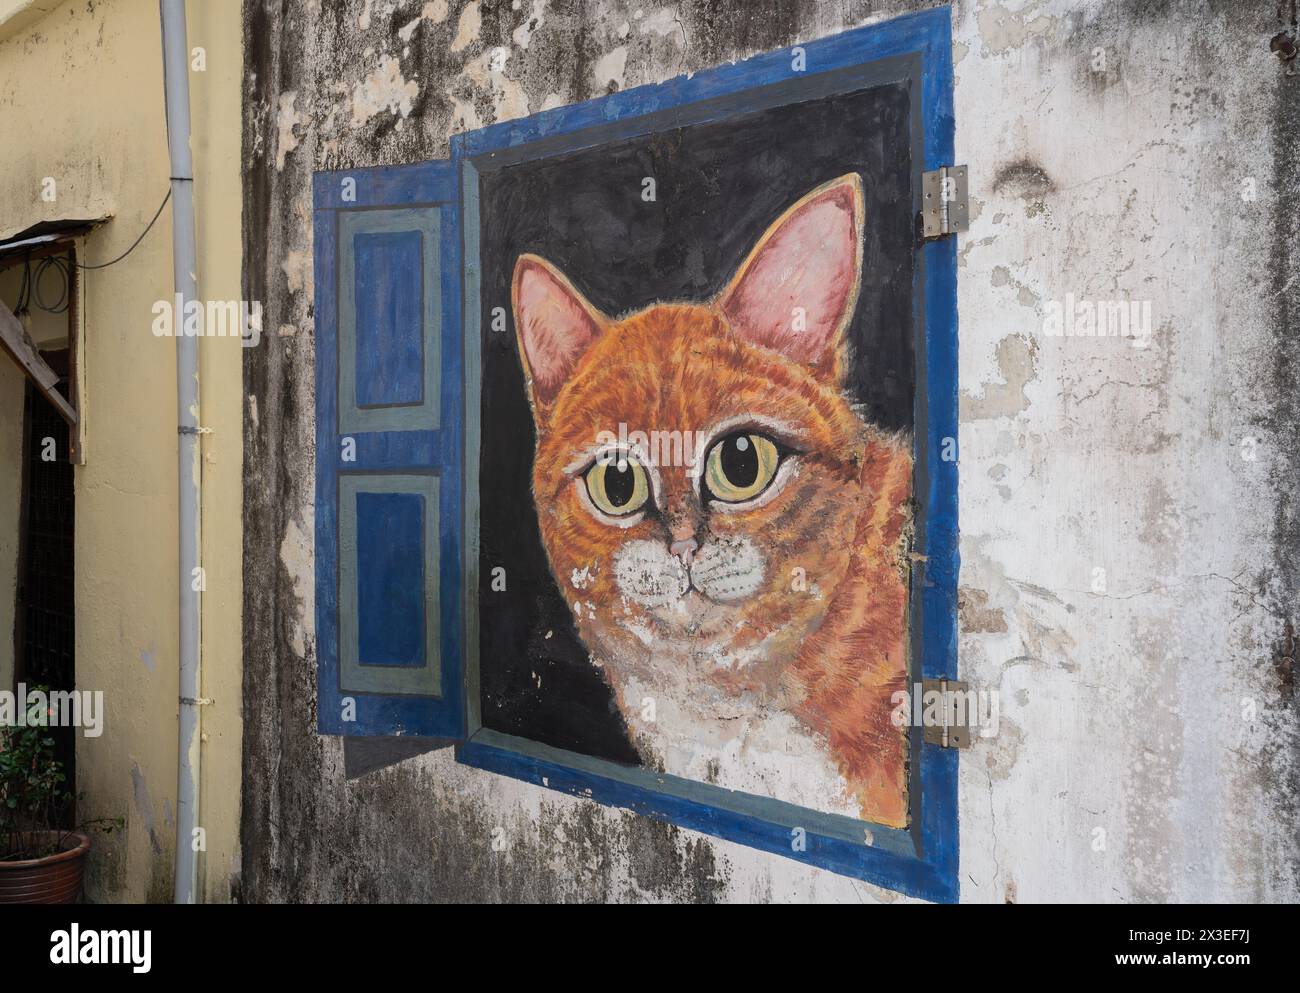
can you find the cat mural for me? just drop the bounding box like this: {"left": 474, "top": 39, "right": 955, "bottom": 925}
{"left": 510, "top": 174, "right": 913, "bottom": 827}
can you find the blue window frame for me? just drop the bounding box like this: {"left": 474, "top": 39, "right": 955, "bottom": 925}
{"left": 314, "top": 7, "right": 957, "bottom": 901}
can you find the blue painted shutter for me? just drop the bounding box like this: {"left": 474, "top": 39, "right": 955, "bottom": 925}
{"left": 313, "top": 161, "right": 465, "bottom": 737}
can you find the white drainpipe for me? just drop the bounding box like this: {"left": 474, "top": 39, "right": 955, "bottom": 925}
{"left": 159, "top": 0, "right": 202, "bottom": 905}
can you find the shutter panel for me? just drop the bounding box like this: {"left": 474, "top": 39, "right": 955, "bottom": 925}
{"left": 313, "top": 161, "right": 465, "bottom": 737}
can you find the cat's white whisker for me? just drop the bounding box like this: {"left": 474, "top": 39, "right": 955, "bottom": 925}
{"left": 690, "top": 538, "right": 765, "bottom": 602}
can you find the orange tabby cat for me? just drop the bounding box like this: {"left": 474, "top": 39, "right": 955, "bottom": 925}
{"left": 511, "top": 174, "right": 911, "bottom": 827}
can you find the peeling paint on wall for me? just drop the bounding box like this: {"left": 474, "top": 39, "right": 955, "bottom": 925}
{"left": 351, "top": 54, "right": 421, "bottom": 127}
{"left": 450, "top": 0, "right": 480, "bottom": 53}
{"left": 279, "top": 511, "right": 315, "bottom": 660}
{"left": 591, "top": 44, "right": 627, "bottom": 92}
{"left": 130, "top": 761, "right": 162, "bottom": 857}
{"left": 961, "top": 334, "right": 1038, "bottom": 420}
{"left": 400, "top": 1, "right": 450, "bottom": 43}
{"left": 976, "top": 1, "right": 1059, "bottom": 57}
{"left": 276, "top": 90, "right": 307, "bottom": 170}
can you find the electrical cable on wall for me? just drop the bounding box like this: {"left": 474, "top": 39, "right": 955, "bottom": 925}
{"left": 9, "top": 186, "right": 172, "bottom": 316}
{"left": 33, "top": 256, "right": 71, "bottom": 314}
{"left": 74, "top": 187, "right": 172, "bottom": 270}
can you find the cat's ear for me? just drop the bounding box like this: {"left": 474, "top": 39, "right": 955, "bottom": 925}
{"left": 512, "top": 254, "right": 608, "bottom": 416}
{"left": 717, "top": 174, "right": 864, "bottom": 382}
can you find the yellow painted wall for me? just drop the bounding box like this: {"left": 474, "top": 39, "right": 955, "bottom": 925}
{"left": 0, "top": 0, "right": 243, "bottom": 903}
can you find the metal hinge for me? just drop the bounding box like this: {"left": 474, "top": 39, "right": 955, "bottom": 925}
{"left": 920, "top": 677, "right": 973, "bottom": 749}
{"left": 922, "top": 165, "right": 969, "bottom": 239}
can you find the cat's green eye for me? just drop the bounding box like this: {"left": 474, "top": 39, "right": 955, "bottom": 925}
{"left": 585, "top": 456, "right": 650, "bottom": 517}
{"left": 704, "top": 433, "right": 780, "bottom": 504}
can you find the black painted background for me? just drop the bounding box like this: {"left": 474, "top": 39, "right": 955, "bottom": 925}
{"left": 477, "top": 81, "right": 915, "bottom": 762}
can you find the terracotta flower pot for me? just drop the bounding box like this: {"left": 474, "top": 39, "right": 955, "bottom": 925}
{"left": 0, "top": 831, "right": 90, "bottom": 904}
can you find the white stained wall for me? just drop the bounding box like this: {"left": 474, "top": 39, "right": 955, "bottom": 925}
{"left": 952, "top": 0, "right": 1296, "bottom": 902}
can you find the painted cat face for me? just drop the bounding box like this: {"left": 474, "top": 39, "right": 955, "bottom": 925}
{"left": 512, "top": 175, "right": 873, "bottom": 678}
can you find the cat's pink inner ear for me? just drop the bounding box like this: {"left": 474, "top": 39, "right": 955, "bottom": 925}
{"left": 719, "top": 175, "right": 863, "bottom": 369}
{"left": 513, "top": 255, "right": 604, "bottom": 407}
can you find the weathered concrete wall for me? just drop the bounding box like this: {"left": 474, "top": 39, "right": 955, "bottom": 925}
{"left": 241, "top": 0, "right": 1300, "bottom": 902}
{"left": 0, "top": 0, "right": 245, "bottom": 903}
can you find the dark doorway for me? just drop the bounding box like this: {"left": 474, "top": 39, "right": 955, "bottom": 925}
{"left": 14, "top": 349, "right": 75, "bottom": 824}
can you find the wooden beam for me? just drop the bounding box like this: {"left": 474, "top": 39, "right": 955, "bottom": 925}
{"left": 0, "top": 298, "right": 78, "bottom": 429}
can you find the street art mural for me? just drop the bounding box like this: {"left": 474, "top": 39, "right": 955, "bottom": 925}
{"left": 477, "top": 82, "right": 917, "bottom": 827}
{"left": 315, "top": 10, "right": 958, "bottom": 896}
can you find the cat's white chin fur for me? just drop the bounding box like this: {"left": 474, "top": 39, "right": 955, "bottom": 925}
{"left": 615, "top": 669, "right": 863, "bottom": 820}
{"left": 601, "top": 534, "right": 862, "bottom": 819}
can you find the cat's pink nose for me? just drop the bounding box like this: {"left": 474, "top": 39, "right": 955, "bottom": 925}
{"left": 669, "top": 537, "right": 698, "bottom": 566}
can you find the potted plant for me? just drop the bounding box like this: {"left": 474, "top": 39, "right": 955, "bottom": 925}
{"left": 0, "top": 712, "right": 87, "bottom": 903}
